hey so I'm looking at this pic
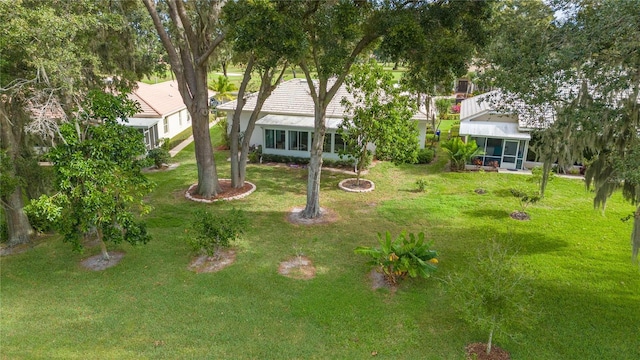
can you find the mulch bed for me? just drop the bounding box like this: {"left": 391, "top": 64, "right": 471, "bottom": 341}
{"left": 278, "top": 256, "right": 316, "bottom": 280}
{"left": 186, "top": 179, "right": 254, "bottom": 202}
{"left": 188, "top": 249, "right": 236, "bottom": 273}
{"left": 510, "top": 211, "right": 530, "bottom": 221}
{"left": 341, "top": 179, "right": 373, "bottom": 190}
{"left": 466, "top": 343, "right": 511, "bottom": 360}
{"left": 369, "top": 269, "right": 397, "bottom": 293}
{"left": 286, "top": 206, "right": 339, "bottom": 225}
{"left": 80, "top": 251, "right": 125, "bottom": 271}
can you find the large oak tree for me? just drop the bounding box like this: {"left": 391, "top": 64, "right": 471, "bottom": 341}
{"left": 142, "top": 0, "right": 226, "bottom": 198}
{"left": 482, "top": 0, "right": 640, "bottom": 261}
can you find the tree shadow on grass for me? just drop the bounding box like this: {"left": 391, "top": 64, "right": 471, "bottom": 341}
{"left": 463, "top": 209, "right": 512, "bottom": 220}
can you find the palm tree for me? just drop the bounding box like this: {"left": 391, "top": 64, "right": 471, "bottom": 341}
{"left": 210, "top": 75, "right": 237, "bottom": 102}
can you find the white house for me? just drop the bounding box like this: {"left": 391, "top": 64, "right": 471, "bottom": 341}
{"left": 459, "top": 91, "right": 538, "bottom": 170}
{"left": 216, "top": 79, "right": 432, "bottom": 160}
{"left": 122, "top": 81, "right": 215, "bottom": 149}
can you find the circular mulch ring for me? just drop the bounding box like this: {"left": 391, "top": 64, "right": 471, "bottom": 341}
{"left": 80, "top": 251, "right": 125, "bottom": 271}
{"left": 185, "top": 179, "right": 256, "bottom": 203}
{"left": 510, "top": 211, "right": 530, "bottom": 221}
{"left": 278, "top": 256, "right": 316, "bottom": 280}
{"left": 475, "top": 188, "right": 487, "bottom": 194}
{"left": 188, "top": 249, "right": 236, "bottom": 273}
{"left": 465, "top": 343, "right": 511, "bottom": 360}
{"left": 369, "top": 269, "right": 397, "bottom": 293}
{"left": 338, "top": 178, "right": 375, "bottom": 193}
{"left": 286, "top": 206, "right": 339, "bottom": 225}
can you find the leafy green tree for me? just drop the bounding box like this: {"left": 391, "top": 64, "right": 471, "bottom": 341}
{"left": 435, "top": 98, "right": 451, "bottom": 120}
{"left": 482, "top": 0, "right": 640, "bottom": 260}
{"left": 441, "top": 137, "right": 483, "bottom": 172}
{"left": 223, "top": 0, "right": 305, "bottom": 188}
{"left": 296, "top": 0, "right": 492, "bottom": 219}
{"left": 340, "top": 59, "right": 418, "bottom": 184}
{"left": 0, "top": 0, "right": 158, "bottom": 246}
{"left": 142, "top": 0, "right": 226, "bottom": 198}
{"left": 445, "top": 241, "right": 535, "bottom": 356}
{"left": 26, "top": 92, "right": 153, "bottom": 261}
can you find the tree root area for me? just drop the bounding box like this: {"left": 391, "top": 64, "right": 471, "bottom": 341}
{"left": 80, "top": 251, "right": 125, "bottom": 271}
{"left": 188, "top": 249, "right": 236, "bottom": 273}
{"left": 465, "top": 343, "right": 511, "bottom": 360}
{"left": 278, "top": 256, "right": 316, "bottom": 280}
{"left": 510, "top": 211, "right": 530, "bottom": 221}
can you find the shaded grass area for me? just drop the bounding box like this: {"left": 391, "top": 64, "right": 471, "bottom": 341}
{"left": 2, "top": 127, "right": 639, "bottom": 359}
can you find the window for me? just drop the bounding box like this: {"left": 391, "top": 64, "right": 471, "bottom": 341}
{"left": 313, "top": 132, "right": 333, "bottom": 153}
{"left": 333, "top": 133, "right": 346, "bottom": 153}
{"left": 265, "top": 129, "right": 286, "bottom": 149}
{"left": 289, "top": 131, "right": 309, "bottom": 151}
{"left": 163, "top": 118, "right": 169, "bottom": 134}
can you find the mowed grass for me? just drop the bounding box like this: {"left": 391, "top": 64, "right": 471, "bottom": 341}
{"left": 1, "top": 127, "right": 639, "bottom": 359}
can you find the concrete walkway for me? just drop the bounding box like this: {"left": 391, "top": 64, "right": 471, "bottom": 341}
{"left": 169, "top": 119, "right": 220, "bottom": 157}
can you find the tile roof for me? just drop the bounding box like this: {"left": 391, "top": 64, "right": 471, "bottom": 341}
{"left": 218, "top": 78, "right": 430, "bottom": 120}
{"left": 129, "top": 80, "right": 215, "bottom": 118}
{"left": 218, "top": 78, "right": 350, "bottom": 118}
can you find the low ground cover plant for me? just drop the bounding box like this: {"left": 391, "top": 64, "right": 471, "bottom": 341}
{"left": 355, "top": 231, "right": 438, "bottom": 285}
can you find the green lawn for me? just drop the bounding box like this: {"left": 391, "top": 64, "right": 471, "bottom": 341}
{"left": 2, "top": 127, "right": 639, "bottom": 359}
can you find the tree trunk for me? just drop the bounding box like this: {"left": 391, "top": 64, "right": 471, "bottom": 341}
{"left": 2, "top": 187, "right": 32, "bottom": 247}
{"left": 192, "top": 67, "right": 221, "bottom": 198}
{"left": 302, "top": 108, "right": 327, "bottom": 219}
{"left": 97, "top": 227, "right": 110, "bottom": 261}
{"left": 632, "top": 206, "right": 639, "bottom": 263}
{"left": 222, "top": 61, "right": 228, "bottom": 78}
{"left": 487, "top": 320, "right": 495, "bottom": 354}
{"left": 0, "top": 100, "right": 33, "bottom": 246}
{"left": 230, "top": 58, "right": 253, "bottom": 188}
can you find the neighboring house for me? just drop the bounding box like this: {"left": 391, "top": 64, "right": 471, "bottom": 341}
{"left": 459, "top": 91, "right": 538, "bottom": 170}
{"left": 454, "top": 78, "right": 475, "bottom": 103}
{"left": 121, "top": 81, "right": 215, "bottom": 149}
{"left": 216, "top": 79, "right": 432, "bottom": 160}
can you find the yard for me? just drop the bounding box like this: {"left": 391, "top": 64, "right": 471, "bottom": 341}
{"left": 1, "top": 127, "right": 639, "bottom": 359}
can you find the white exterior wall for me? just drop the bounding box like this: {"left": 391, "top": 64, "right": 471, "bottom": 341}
{"left": 416, "top": 121, "right": 427, "bottom": 149}
{"left": 159, "top": 109, "right": 192, "bottom": 140}
{"left": 227, "top": 111, "right": 264, "bottom": 147}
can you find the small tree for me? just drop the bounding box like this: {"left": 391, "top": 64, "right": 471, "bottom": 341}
{"left": 444, "top": 241, "right": 536, "bottom": 356}
{"left": 510, "top": 188, "right": 541, "bottom": 215}
{"left": 187, "top": 208, "right": 247, "bottom": 258}
{"left": 435, "top": 98, "right": 450, "bottom": 120}
{"left": 25, "top": 91, "right": 153, "bottom": 260}
{"left": 340, "top": 59, "right": 419, "bottom": 185}
{"left": 440, "top": 137, "right": 483, "bottom": 171}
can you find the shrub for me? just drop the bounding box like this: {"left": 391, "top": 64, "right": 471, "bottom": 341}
{"left": 417, "top": 148, "right": 435, "bottom": 164}
{"left": 450, "top": 104, "right": 461, "bottom": 114}
{"left": 354, "top": 231, "right": 438, "bottom": 285}
{"left": 449, "top": 124, "right": 460, "bottom": 138}
{"left": 187, "top": 208, "right": 248, "bottom": 258}
{"left": 510, "top": 188, "right": 540, "bottom": 213}
{"left": 441, "top": 137, "right": 483, "bottom": 171}
{"left": 248, "top": 145, "right": 262, "bottom": 163}
{"left": 147, "top": 147, "right": 171, "bottom": 168}
{"left": 415, "top": 178, "right": 428, "bottom": 192}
